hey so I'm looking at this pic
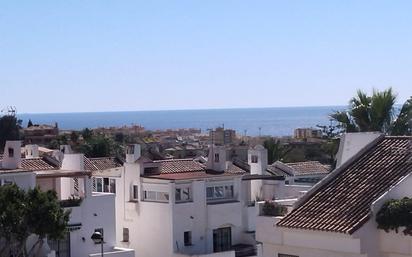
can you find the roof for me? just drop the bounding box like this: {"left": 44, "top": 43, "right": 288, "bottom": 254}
{"left": 268, "top": 161, "right": 331, "bottom": 177}
{"left": 1, "top": 155, "right": 122, "bottom": 174}
{"left": 21, "top": 158, "right": 58, "bottom": 171}
{"left": 87, "top": 157, "right": 123, "bottom": 171}
{"left": 277, "top": 136, "right": 412, "bottom": 234}
{"left": 143, "top": 159, "right": 247, "bottom": 180}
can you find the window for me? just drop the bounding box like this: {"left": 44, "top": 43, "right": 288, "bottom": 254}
{"left": 96, "top": 178, "right": 103, "bottom": 192}
{"left": 8, "top": 148, "right": 14, "bottom": 157}
{"left": 184, "top": 231, "right": 192, "bottom": 246}
{"left": 143, "top": 190, "right": 169, "bottom": 203}
{"left": 93, "top": 177, "right": 116, "bottom": 193}
{"left": 109, "top": 179, "right": 116, "bottom": 193}
{"left": 251, "top": 155, "right": 258, "bottom": 163}
{"left": 206, "top": 184, "right": 234, "bottom": 201}
{"left": 132, "top": 185, "right": 139, "bottom": 201}
{"left": 214, "top": 153, "right": 220, "bottom": 162}
{"left": 122, "top": 228, "right": 129, "bottom": 242}
{"left": 175, "top": 186, "right": 191, "bottom": 203}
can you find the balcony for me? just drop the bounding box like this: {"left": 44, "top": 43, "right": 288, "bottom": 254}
{"left": 231, "top": 244, "right": 257, "bottom": 257}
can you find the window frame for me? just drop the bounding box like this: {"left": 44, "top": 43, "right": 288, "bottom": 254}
{"left": 206, "top": 184, "right": 235, "bottom": 202}
{"left": 175, "top": 185, "right": 192, "bottom": 203}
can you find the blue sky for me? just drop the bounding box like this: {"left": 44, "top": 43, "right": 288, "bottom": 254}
{"left": 1, "top": 1, "right": 411, "bottom": 113}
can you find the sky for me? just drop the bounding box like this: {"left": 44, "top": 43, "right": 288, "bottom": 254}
{"left": 0, "top": 1, "right": 411, "bottom": 114}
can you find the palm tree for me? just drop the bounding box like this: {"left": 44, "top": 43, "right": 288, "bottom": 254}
{"left": 331, "top": 88, "right": 411, "bottom": 135}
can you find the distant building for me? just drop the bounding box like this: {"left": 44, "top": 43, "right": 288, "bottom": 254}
{"left": 23, "top": 123, "right": 59, "bottom": 146}
{"left": 294, "top": 127, "right": 322, "bottom": 139}
{"left": 209, "top": 127, "right": 236, "bottom": 145}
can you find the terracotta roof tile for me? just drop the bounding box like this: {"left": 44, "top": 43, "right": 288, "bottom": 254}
{"left": 143, "top": 159, "right": 246, "bottom": 180}
{"left": 285, "top": 161, "right": 331, "bottom": 176}
{"left": 21, "top": 158, "right": 57, "bottom": 171}
{"left": 277, "top": 136, "right": 412, "bottom": 234}
{"left": 88, "top": 157, "right": 122, "bottom": 171}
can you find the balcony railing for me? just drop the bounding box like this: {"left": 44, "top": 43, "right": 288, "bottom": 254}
{"left": 231, "top": 244, "right": 257, "bottom": 257}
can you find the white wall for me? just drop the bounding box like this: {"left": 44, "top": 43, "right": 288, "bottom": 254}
{"left": 0, "top": 172, "right": 36, "bottom": 190}
{"left": 69, "top": 193, "right": 118, "bottom": 257}
{"left": 336, "top": 132, "right": 381, "bottom": 167}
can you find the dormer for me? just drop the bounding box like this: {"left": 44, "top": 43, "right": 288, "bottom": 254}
{"left": 25, "top": 144, "right": 39, "bottom": 159}
{"left": 126, "top": 144, "right": 141, "bottom": 163}
{"left": 248, "top": 145, "right": 268, "bottom": 175}
{"left": 206, "top": 145, "right": 227, "bottom": 172}
{"left": 2, "top": 140, "right": 22, "bottom": 169}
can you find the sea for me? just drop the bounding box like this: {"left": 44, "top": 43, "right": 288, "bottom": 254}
{"left": 17, "top": 106, "right": 344, "bottom": 137}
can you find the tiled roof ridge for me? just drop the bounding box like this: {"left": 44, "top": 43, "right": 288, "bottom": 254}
{"left": 291, "top": 134, "right": 385, "bottom": 210}
{"left": 153, "top": 158, "right": 195, "bottom": 163}
{"left": 277, "top": 135, "right": 412, "bottom": 234}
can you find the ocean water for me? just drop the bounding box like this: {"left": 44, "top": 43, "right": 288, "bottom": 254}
{"left": 17, "top": 106, "right": 344, "bottom": 137}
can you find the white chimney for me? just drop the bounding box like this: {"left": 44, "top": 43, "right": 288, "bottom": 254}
{"left": 248, "top": 145, "right": 268, "bottom": 201}
{"left": 126, "top": 144, "right": 141, "bottom": 163}
{"left": 2, "top": 141, "right": 22, "bottom": 169}
{"left": 25, "top": 144, "right": 39, "bottom": 159}
{"left": 206, "top": 145, "right": 227, "bottom": 172}
{"left": 336, "top": 132, "right": 382, "bottom": 167}
{"left": 248, "top": 145, "right": 268, "bottom": 175}
{"left": 61, "top": 153, "right": 85, "bottom": 171}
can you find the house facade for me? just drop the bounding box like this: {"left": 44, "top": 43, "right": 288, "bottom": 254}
{"left": 0, "top": 141, "right": 134, "bottom": 257}
{"left": 93, "top": 144, "right": 260, "bottom": 257}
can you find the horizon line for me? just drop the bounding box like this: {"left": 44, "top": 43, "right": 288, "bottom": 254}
{"left": 16, "top": 104, "right": 347, "bottom": 116}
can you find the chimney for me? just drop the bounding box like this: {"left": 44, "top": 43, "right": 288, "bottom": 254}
{"left": 248, "top": 145, "right": 268, "bottom": 175}
{"left": 336, "top": 132, "right": 382, "bottom": 167}
{"left": 25, "top": 144, "right": 39, "bottom": 159}
{"left": 206, "top": 145, "right": 227, "bottom": 172}
{"left": 126, "top": 144, "right": 141, "bottom": 163}
{"left": 248, "top": 145, "right": 268, "bottom": 201}
{"left": 61, "top": 153, "right": 85, "bottom": 171}
{"left": 2, "top": 141, "right": 22, "bottom": 169}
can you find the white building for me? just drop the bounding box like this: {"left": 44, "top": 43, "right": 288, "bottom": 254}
{"left": 94, "top": 144, "right": 265, "bottom": 257}
{"left": 267, "top": 161, "right": 331, "bottom": 186}
{"left": 0, "top": 141, "right": 134, "bottom": 257}
{"left": 256, "top": 135, "right": 412, "bottom": 257}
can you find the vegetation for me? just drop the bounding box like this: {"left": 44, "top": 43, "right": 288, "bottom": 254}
{"left": 263, "top": 138, "right": 291, "bottom": 164}
{"left": 0, "top": 114, "right": 22, "bottom": 151}
{"left": 331, "top": 88, "right": 412, "bottom": 135}
{"left": 261, "top": 201, "right": 287, "bottom": 216}
{"left": 0, "top": 184, "right": 70, "bottom": 257}
{"left": 376, "top": 197, "right": 412, "bottom": 236}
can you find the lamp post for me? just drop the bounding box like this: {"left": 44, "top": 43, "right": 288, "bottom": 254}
{"left": 91, "top": 231, "right": 104, "bottom": 257}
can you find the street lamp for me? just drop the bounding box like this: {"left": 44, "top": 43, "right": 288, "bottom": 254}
{"left": 91, "top": 231, "right": 104, "bottom": 257}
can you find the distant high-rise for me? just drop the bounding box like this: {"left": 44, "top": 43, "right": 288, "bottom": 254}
{"left": 209, "top": 127, "right": 236, "bottom": 145}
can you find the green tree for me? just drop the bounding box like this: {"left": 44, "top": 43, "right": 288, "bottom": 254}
{"left": 81, "top": 128, "right": 93, "bottom": 141}
{"left": 0, "top": 184, "right": 70, "bottom": 257}
{"left": 263, "top": 138, "right": 291, "bottom": 164}
{"left": 79, "top": 135, "right": 114, "bottom": 157}
{"left": 27, "top": 119, "right": 33, "bottom": 127}
{"left": 26, "top": 187, "right": 70, "bottom": 256}
{"left": 331, "top": 88, "right": 412, "bottom": 135}
{"left": 0, "top": 115, "right": 22, "bottom": 150}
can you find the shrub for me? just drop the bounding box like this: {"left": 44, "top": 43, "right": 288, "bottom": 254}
{"left": 376, "top": 197, "right": 412, "bottom": 235}
{"left": 261, "top": 201, "right": 287, "bottom": 216}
